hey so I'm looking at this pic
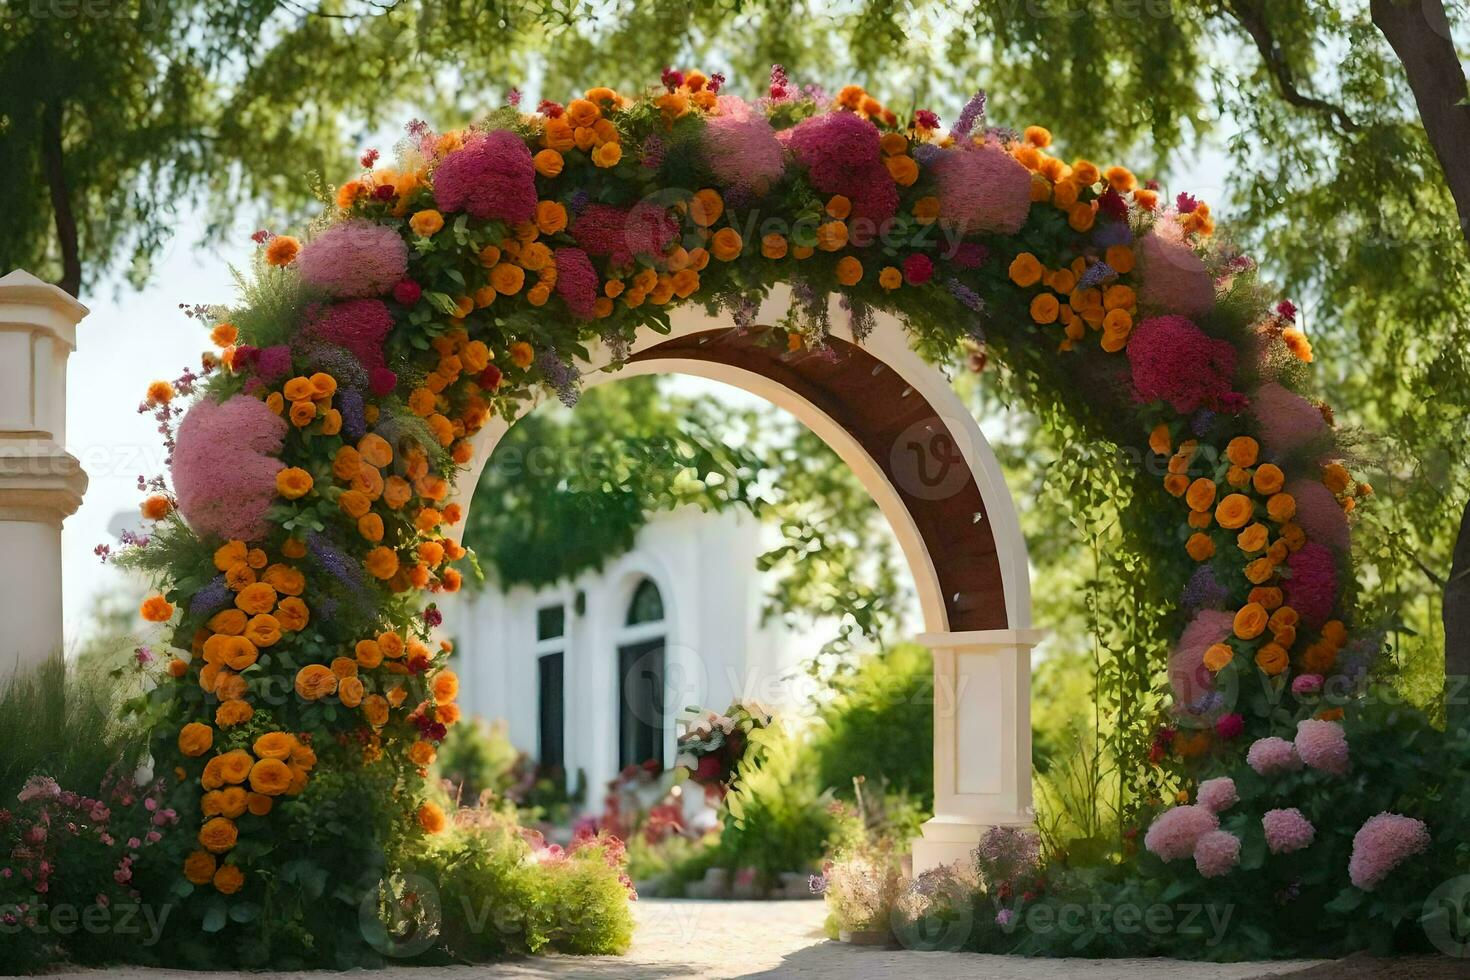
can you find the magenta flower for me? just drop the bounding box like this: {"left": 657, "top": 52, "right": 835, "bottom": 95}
{"left": 786, "top": 111, "right": 897, "bottom": 222}
{"left": 1127, "top": 315, "right": 1240, "bottom": 414}
{"left": 903, "top": 254, "right": 935, "bottom": 286}
{"left": 553, "top": 247, "right": 599, "bottom": 320}
{"left": 1249, "top": 382, "right": 1329, "bottom": 458}
{"left": 1283, "top": 542, "right": 1339, "bottom": 629}
{"left": 704, "top": 96, "right": 786, "bottom": 192}
{"left": 433, "top": 129, "right": 537, "bottom": 223}
{"left": 1214, "top": 713, "right": 1245, "bottom": 740}
{"left": 304, "top": 299, "right": 394, "bottom": 375}
{"left": 931, "top": 142, "right": 1032, "bottom": 235}
{"left": 296, "top": 219, "right": 409, "bottom": 298}
{"left": 1287, "top": 478, "right": 1351, "bottom": 554}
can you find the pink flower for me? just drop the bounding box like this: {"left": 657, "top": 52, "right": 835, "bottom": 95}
{"left": 369, "top": 368, "right": 398, "bottom": 396}
{"left": 1247, "top": 736, "right": 1303, "bottom": 776}
{"left": 1168, "top": 609, "right": 1233, "bottom": 706}
{"left": 553, "top": 247, "right": 598, "bottom": 320}
{"left": 1294, "top": 719, "right": 1350, "bottom": 776}
{"left": 1283, "top": 542, "right": 1339, "bottom": 629}
{"left": 1287, "top": 478, "right": 1350, "bottom": 553}
{"left": 903, "top": 253, "right": 934, "bottom": 286}
{"left": 1137, "top": 230, "right": 1215, "bottom": 317}
{"left": 1197, "top": 777, "right": 1238, "bottom": 813}
{"left": 572, "top": 204, "right": 679, "bottom": 266}
{"left": 255, "top": 345, "right": 292, "bottom": 383}
{"left": 705, "top": 96, "right": 786, "bottom": 192}
{"left": 931, "top": 142, "right": 1032, "bottom": 235}
{"left": 1249, "top": 382, "right": 1329, "bottom": 458}
{"left": 1127, "top": 315, "right": 1240, "bottom": 414}
{"left": 1349, "top": 813, "right": 1430, "bottom": 891}
{"left": 786, "top": 111, "right": 897, "bottom": 222}
{"left": 296, "top": 219, "right": 409, "bottom": 298}
{"left": 1193, "top": 830, "right": 1240, "bottom": 878}
{"left": 172, "top": 396, "right": 287, "bottom": 542}
{"left": 1263, "top": 808, "right": 1315, "bottom": 854}
{"left": 1292, "top": 674, "right": 1324, "bottom": 696}
{"left": 304, "top": 299, "right": 394, "bottom": 375}
{"left": 1144, "top": 804, "right": 1219, "bottom": 861}
{"left": 432, "top": 129, "right": 537, "bottom": 224}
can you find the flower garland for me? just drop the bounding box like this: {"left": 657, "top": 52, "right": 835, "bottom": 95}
{"left": 118, "top": 66, "right": 1371, "bottom": 939}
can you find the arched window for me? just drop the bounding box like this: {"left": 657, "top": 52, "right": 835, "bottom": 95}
{"left": 617, "top": 577, "right": 667, "bottom": 769}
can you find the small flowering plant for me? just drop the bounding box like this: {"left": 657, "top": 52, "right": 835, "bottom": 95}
{"left": 673, "top": 700, "right": 774, "bottom": 795}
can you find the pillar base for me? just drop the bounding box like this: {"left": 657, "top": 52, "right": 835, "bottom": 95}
{"left": 911, "top": 813, "right": 1035, "bottom": 876}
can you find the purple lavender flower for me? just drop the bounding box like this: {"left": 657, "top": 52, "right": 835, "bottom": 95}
{"left": 1078, "top": 261, "right": 1116, "bottom": 290}
{"left": 307, "top": 533, "right": 373, "bottom": 612}
{"left": 1181, "top": 565, "right": 1227, "bottom": 610}
{"left": 840, "top": 296, "right": 875, "bottom": 341}
{"left": 568, "top": 189, "right": 590, "bottom": 216}
{"left": 912, "top": 143, "right": 944, "bottom": 166}
{"left": 537, "top": 349, "right": 581, "bottom": 408}
{"left": 953, "top": 91, "right": 987, "bottom": 139}
{"left": 1092, "top": 221, "right": 1133, "bottom": 248}
{"left": 188, "top": 575, "right": 231, "bottom": 616}
{"left": 601, "top": 329, "right": 631, "bottom": 364}
{"left": 297, "top": 342, "right": 368, "bottom": 391}
{"left": 1191, "top": 409, "right": 1217, "bottom": 436}
{"left": 338, "top": 388, "right": 367, "bottom": 440}
{"left": 947, "top": 279, "right": 983, "bottom": 311}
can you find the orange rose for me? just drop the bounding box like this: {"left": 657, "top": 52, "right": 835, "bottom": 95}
{"left": 1214, "top": 493, "right": 1255, "bottom": 530}
{"left": 409, "top": 210, "right": 444, "bottom": 237}
{"left": 1302, "top": 641, "right": 1338, "bottom": 673}
{"left": 363, "top": 695, "right": 390, "bottom": 728}
{"left": 1029, "top": 294, "right": 1060, "bottom": 324}
{"left": 1253, "top": 463, "right": 1285, "bottom": 495}
{"left": 1236, "top": 523, "right": 1269, "bottom": 554}
{"left": 244, "top": 614, "right": 281, "bottom": 649}
{"left": 220, "top": 636, "right": 258, "bottom": 671}
{"left": 198, "top": 817, "right": 238, "bottom": 854}
{"left": 1232, "top": 602, "right": 1269, "bottom": 640}
{"left": 1203, "top": 643, "right": 1234, "bottom": 672}
{"left": 207, "top": 608, "right": 247, "bottom": 636}
{"left": 358, "top": 433, "right": 393, "bottom": 468}
{"left": 912, "top": 196, "right": 940, "bottom": 223}
{"left": 431, "top": 670, "right": 459, "bottom": 703}
{"left": 356, "top": 640, "right": 384, "bottom": 669}
{"left": 295, "top": 664, "right": 338, "bottom": 701}
{"left": 1266, "top": 493, "right": 1296, "bottom": 523}
{"left": 1185, "top": 478, "right": 1217, "bottom": 513}
{"left": 1148, "top": 424, "right": 1171, "bottom": 457}
{"left": 215, "top": 699, "right": 253, "bottom": 727}
{"left": 249, "top": 758, "right": 293, "bottom": 796}
{"left": 1185, "top": 533, "right": 1215, "bottom": 562}
{"left": 814, "top": 221, "right": 848, "bottom": 252}
{"left": 178, "top": 722, "right": 213, "bottom": 757}
{"left": 836, "top": 256, "right": 863, "bottom": 286}
{"left": 710, "top": 227, "right": 743, "bottom": 261}
{"left": 1244, "top": 557, "right": 1276, "bottom": 585}
{"left": 253, "top": 732, "right": 296, "bottom": 760}
{"left": 365, "top": 546, "right": 400, "bottom": 580}
{"left": 338, "top": 675, "right": 365, "bottom": 709}
{"left": 1323, "top": 462, "right": 1352, "bottom": 494}
{"left": 1254, "top": 643, "right": 1289, "bottom": 676}
{"left": 533, "top": 148, "right": 563, "bottom": 177}
{"left": 417, "top": 802, "right": 447, "bottom": 834}
{"left": 218, "top": 749, "right": 253, "bottom": 785}
{"left": 277, "top": 597, "right": 309, "bottom": 632}
{"left": 408, "top": 741, "right": 437, "bottom": 767}
{"left": 1008, "top": 253, "right": 1042, "bottom": 288}
{"left": 276, "top": 467, "right": 314, "bottom": 500}
{"left": 1249, "top": 586, "right": 1284, "bottom": 611}
{"left": 879, "top": 266, "right": 902, "bottom": 290}
{"left": 379, "top": 632, "right": 405, "bottom": 658}
{"left": 1321, "top": 620, "right": 1348, "bottom": 647}
{"left": 234, "top": 582, "right": 277, "bottom": 616}
{"left": 184, "top": 851, "right": 217, "bottom": 885}
{"left": 213, "top": 864, "right": 245, "bottom": 895}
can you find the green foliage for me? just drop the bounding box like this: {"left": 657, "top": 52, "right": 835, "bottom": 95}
{"left": 0, "top": 656, "right": 147, "bottom": 804}
{"left": 418, "top": 809, "right": 634, "bottom": 958}
{"left": 807, "top": 644, "right": 933, "bottom": 808}
{"left": 716, "top": 722, "right": 835, "bottom": 884}
{"left": 431, "top": 716, "right": 522, "bottom": 804}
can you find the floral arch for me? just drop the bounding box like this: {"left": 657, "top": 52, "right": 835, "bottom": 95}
{"left": 124, "top": 68, "right": 1370, "bottom": 953}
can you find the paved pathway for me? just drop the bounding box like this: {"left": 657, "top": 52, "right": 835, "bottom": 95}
{"left": 43, "top": 899, "right": 1467, "bottom": 978}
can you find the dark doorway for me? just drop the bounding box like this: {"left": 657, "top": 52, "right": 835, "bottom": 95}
{"left": 617, "top": 638, "right": 665, "bottom": 769}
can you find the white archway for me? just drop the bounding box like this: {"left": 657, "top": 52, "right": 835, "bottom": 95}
{"left": 446, "top": 284, "right": 1042, "bottom": 871}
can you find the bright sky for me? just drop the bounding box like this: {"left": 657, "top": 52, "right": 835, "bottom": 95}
{"left": 57, "top": 119, "right": 1233, "bottom": 650}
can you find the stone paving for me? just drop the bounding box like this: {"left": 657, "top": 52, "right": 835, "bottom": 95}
{"left": 38, "top": 898, "right": 1375, "bottom": 979}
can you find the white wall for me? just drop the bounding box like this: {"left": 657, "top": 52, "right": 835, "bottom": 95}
{"left": 440, "top": 506, "right": 823, "bottom": 807}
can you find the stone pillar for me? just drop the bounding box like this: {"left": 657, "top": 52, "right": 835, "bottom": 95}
{"left": 911, "top": 628, "right": 1044, "bottom": 875}
{"left": 0, "top": 270, "right": 89, "bottom": 677}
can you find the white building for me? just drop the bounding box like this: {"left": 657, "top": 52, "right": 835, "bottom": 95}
{"left": 440, "top": 506, "right": 823, "bottom": 804}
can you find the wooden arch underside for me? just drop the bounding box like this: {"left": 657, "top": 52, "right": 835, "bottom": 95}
{"left": 630, "top": 326, "right": 1009, "bottom": 632}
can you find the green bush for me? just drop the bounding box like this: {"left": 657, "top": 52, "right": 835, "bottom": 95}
{"left": 431, "top": 717, "right": 522, "bottom": 804}
{"left": 716, "top": 723, "right": 835, "bottom": 885}
{"left": 418, "top": 808, "right": 634, "bottom": 958}
{"left": 807, "top": 644, "right": 933, "bottom": 808}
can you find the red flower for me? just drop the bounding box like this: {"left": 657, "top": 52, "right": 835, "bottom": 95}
{"left": 903, "top": 253, "right": 934, "bottom": 285}
{"left": 393, "top": 279, "right": 422, "bottom": 306}
{"left": 478, "top": 365, "right": 503, "bottom": 391}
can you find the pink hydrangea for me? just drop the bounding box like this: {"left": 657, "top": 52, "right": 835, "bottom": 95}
{"left": 705, "top": 96, "right": 787, "bottom": 192}
{"left": 1294, "top": 718, "right": 1349, "bottom": 776}
{"left": 172, "top": 395, "right": 287, "bottom": 543}
{"left": 1348, "top": 813, "right": 1430, "bottom": 891}
{"left": 1127, "top": 315, "right": 1240, "bottom": 414}
{"left": 1263, "top": 808, "right": 1315, "bottom": 854}
{"left": 553, "top": 247, "right": 598, "bottom": 320}
{"left": 255, "top": 345, "right": 293, "bottom": 383}
{"left": 432, "top": 129, "right": 537, "bottom": 224}
{"left": 1249, "top": 382, "right": 1329, "bottom": 458}
{"left": 1169, "top": 609, "right": 1233, "bottom": 706}
{"left": 572, "top": 203, "right": 679, "bottom": 266}
{"left": 1137, "top": 231, "right": 1216, "bottom": 318}
{"left": 1193, "top": 830, "right": 1241, "bottom": 878}
{"left": 1247, "top": 736, "right": 1303, "bottom": 776}
{"left": 296, "top": 219, "right": 409, "bottom": 298}
{"left": 303, "top": 299, "right": 394, "bottom": 375}
{"left": 1197, "top": 777, "right": 1238, "bottom": 814}
{"left": 1287, "top": 478, "right": 1350, "bottom": 553}
{"left": 1144, "top": 805, "right": 1219, "bottom": 862}
{"left": 932, "top": 142, "right": 1033, "bottom": 235}
{"left": 1283, "top": 542, "right": 1339, "bottom": 629}
{"left": 785, "top": 111, "right": 897, "bottom": 222}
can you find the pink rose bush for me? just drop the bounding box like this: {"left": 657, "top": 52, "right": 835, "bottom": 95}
{"left": 1196, "top": 777, "right": 1238, "bottom": 813}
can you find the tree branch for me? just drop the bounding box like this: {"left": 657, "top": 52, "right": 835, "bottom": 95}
{"left": 1371, "top": 0, "right": 1470, "bottom": 252}
{"left": 40, "top": 99, "right": 81, "bottom": 298}
{"left": 1222, "top": 0, "right": 1361, "bottom": 134}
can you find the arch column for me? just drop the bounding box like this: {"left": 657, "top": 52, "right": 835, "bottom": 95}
{"left": 0, "top": 270, "right": 89, "bottom": 677}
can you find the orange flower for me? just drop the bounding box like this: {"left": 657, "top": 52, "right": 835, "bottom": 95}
{"left": 1029, "top": 294, "right": 1060, "bottom": 324}
{"left": 1008, "top": 253, "right": 1043, "bottom": 288}
{"left": 249, "top": 758, "right": 293, "bottom": 796}
{"left": 359, "top": 513, "right": 385, "bottom": 542}
{"left": 1237, "top": 523, "right": 1269, "bottom": 554}
{"left": 338, "top": 675, "right": 365, "bottom": 709}
{"left": 1203, "top": 643, "right": 1233, "bottom": 672}
{"left": 184, "top": 851, "right": 217, "bottom": 885}
{"left": 234, "top": 582, "right": 277, "bottom": 616}
{"left": 1148, "top": 424, "right": 1171, "bottom": 457}
{"left": 417, "top": 802, "right": 447, "bottom": 834}
{"left": 213, "top": 864, "right": 245, "bottom": 895}
{"left": 141, "top": 595, "right": 174, "bottom": 623}
{"left": 835, "top": 256, "right": 863, "bottom": 286}
{"left": 178, "top": 722, "right": 213, "bottom": 757}
{"left": 363, "top": 694, "right": 390, "bottom": 728}
{"left": 253, "top": 732, "right": 296, "bottom": 760}
{"left": 1249, "top": 586, "right": 1284, "bottom": 611}
{"left": 431, "top": 670, "right": 459, "bottom": 703}
{"left": 1214, "top": 493, "right": 1254, "bottom": 530}
{"left": 533, "top": 148, "right": 563, "bottom": 177}
{"left": 294, "top": 664, "right": 338, "bottom": 701}
{"left": 535, "top": 200, "right": 567, "bottom": 235}
{"left": 814, "top": 222, "right": 848, "bottom": 252}
{"left": 884, "top": 155, "right": 918, "bottom": 186}
{"left": 168, "top": 657, "right": 190, "bottom": 679}
{"left": 359, "top": 433, "right": 394, "bottom": 468}
{"left": 365, "top": 546, "right": 400, "bottom": 580}
{"left": 1322, "top": 462, "right": 1352, "bottom": 494}
{"left": 1266, "top": 492, "right": 1297, "bottom": 523}
{"left": 216, "top": 749, "right": 252, "bottom": 785}
{"left": 1254, "top": 643, "right": 1289, "bottom": 676}
{"left": 215, "top": 699, "right": 253, "bottom": 727}
{"left": 1322, "top": 620, "right": 1349, "bottom": 647}
{"left": 409, "top": 210, "right": 444, "bottom": 237}
{"left": 140, "top": 494, "right": 172, "bottom": 520}
{"left": 1225, "top": 435, "right": 1259, "bottom": 468}
{"left": 912, "top": 196, "right": 940, "bottom": 224}
{"left": 1282, "top": 327, "right": 1313, "bottom": 363}
{"left": 1185, "top": 532, "right": 1215, "bottom": 562}
{"left": 1252, "top": 463, "right": 1285, "bottom": 496}
{"left": 198, "top": 817, "right": 238, "bottom": 854}
{"left": 277, "top": 597, "right": 309, "bottom": 632}
{"left": 408, "top": 741, "right": 437, "bottom": 767}
{"left": 264, "top": 236, "right": 300, "bottom": 266}
{"left": 276, "top": 467, "right": 314, "bottom": 500}
{"left": 1244, "top": 557, "right": 1276, "bottom": 585}
{"left": 379, "top": 632, "right": 405, "bottom": 658}
{"left": 710, "top": 227, "right": 743, "bottom": 261}
{"left": 1233, "top": 602, "right": 1269, "bottom": 640}
{"left": 879, "top": 266, "right": 903, "bottom": 290}
{"left": 591, "top": 142, "right": 622, "bottom": 167}
{"left": 356, "top": 639, "right": 384, "bottom": 669}
{"left": 1104, "top": 245, "right": 1135, "bottom": 275}
{"left": 1185, "top": 478, "right": 1216, "bottom": 513}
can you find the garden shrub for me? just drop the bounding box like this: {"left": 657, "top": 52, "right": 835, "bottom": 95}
{"left": 432, "top": 716, "right": 521, "bottom": 804}
{"left": 716, "top": 723, "right": 836, "bottom": 886}
{"left": 418, "top": 807, "right": 634, "bottom": 958}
